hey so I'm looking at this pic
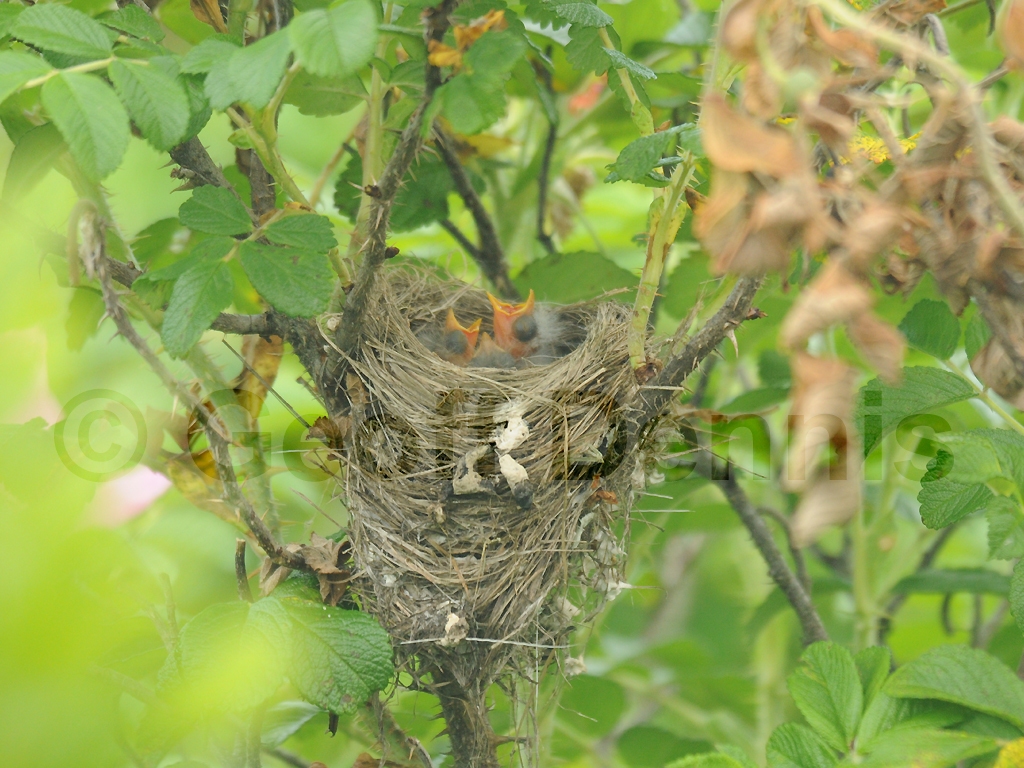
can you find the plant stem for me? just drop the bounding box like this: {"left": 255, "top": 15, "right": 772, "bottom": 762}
{"left": 597, "top": 27, "right": 654, "bottom": 136}
{"left": 628, "top": 159, "right": 694, "bottom": 370}
{"left": 22, "top": 57, "right": 116, "bottom": 90}
{"left": 942, "top": 360, "right": 1024, "bottom": 437}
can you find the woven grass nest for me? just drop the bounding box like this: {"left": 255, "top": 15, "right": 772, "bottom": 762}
{"left": 337, "top": 269, "right": 651, "bottom": 682}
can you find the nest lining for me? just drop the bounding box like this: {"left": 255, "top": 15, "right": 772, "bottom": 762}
{"left": 337, "top": 270, "right": 650, "bottom": 678}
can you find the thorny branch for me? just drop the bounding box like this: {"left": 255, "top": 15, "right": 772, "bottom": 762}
{"left": 715, "top": 472, "right": 830, "bottom": 645}
{"left": 434, "top": 127, "right": 520, "bottom": 300}
{"left": 95, "top": 237, "right": 304, "bottom": 571}
{"left": 535, "top": 55, "right": 559, "bottom": 256}
{"left": 333, "top": 0, "right": 459, "bottom": 356}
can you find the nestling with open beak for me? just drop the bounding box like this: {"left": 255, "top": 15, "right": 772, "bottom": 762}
{"left": 487, "top": 289, "right": 568, "bottom": 365}
{"left": 417, "top": 308, "right": 481, "bottom": 366}
{"left": 468, "top": 332, "right": 516, "bottom": 369}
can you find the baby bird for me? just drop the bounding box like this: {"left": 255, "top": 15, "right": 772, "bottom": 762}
{"left": 487, "top": 289, "right": 568, "bottom": 365}
{"left": 418, "top": 308, "right": 481, "bottom": 366}
{"left": 468, "top": 332, "right": 516, "bottom": 369}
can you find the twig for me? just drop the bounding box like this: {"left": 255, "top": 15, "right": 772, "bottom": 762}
{"left": 879, "top": 523, "right": 957, "bottom": 641}
{"left": 434, "top": 127, "right": 520, "bottom": 300}
{"left": 628, "top": 275, "right": 764, "bottom": 452}
{"left": 263, "top": 747, "right": 308, "bottom": 768}
{"left": 96, "top": 244, "right": 304, "bottom": 570}
{"left": 333, "top": 0, "right": 459, "bottom": 356}
{"left": 760, "top": 506, "right": 811, "bottom": 592}
{"left": 170, "top": 136, "right": 236, "bottom": 192}
{"left": 715, "top": 471, "right": 830, "bottom": 644}
{"left": 236, "top": 539, "right": 254, "bottom": 602}
{"left": 440, "top": 218, "right": 483, "bottom": 260}
{"left": 249, "top": 152, "right": 278, "bottom": 220}
{"left": 536, "top": 56, "right": 559, "bottom": 256}
{"left": 688, "top": 356, "right": 717, "bottom": 408}
{"left": 968, "top": 279, "right": 1024, "bottom": 383}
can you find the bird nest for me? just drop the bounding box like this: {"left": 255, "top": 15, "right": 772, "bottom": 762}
{"left": 336, "top": 270, "right": 649, "bottom": 681}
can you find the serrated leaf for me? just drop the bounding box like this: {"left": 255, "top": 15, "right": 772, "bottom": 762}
{"left": 283, "top": 70, "right": 366, "bottom": 116}
{"left": 854, "top": 646, "right": 891, "bottom": 708}
{"left": 289, "top": 0, "right": 377, "bottom": 78}
{"left": 565, "top": 24, "right": 610, "bottom": 74}
{"left": 884, "top": 645, "right": 1024, "bottom": 729}
{"left": 182, "top": 73, "right": 213, "bottom": 140}
{"left": 787, "top": 642, "right": 862, "bottom": 752}
{"left": 0, "top": 4, "right": 24, "bottom": 38}
{"left": 718, "top": 387, "right": 790, "bottom": 414}
{"left": 613, "top": 131, "right": 672, "bottom": 182}
{"left": 0, "top": 52, "right": 52, "bottom": 106}
{"left": 41, "top": 72, "right": 129, "bottom": 181}
{"left": 260, "top": 700, "right": 321, "bottom": 748}
{"left": 264, "top": 214, "right": 338, "bottom": 252}
{"left": 159, "top": 601, "right": 285, "bottom": 713}
{"left": 859, "top": 728, "right": 997, "bottom": 768}
{"left": 239, "top": 242, "right": 333, "bottom": 317}
{"left": 161, "top": 251, "right": 234, "bottom": 357}
{"left": 181, "top": 36, "right": 239, "bottom": 74}
{"left": 766, "top": 723, "right": 837, "bottom": 768}
{"left": 271, "top": 597, "right": 393, "bottom": 713}
{"left": 436, "top": 73, "right": 507, "bottom": 135}
{"left": 606, "top": 48, "right": 656, "bottom": 79}
{"left": 514, "top": 250, "right": 637, "bottom": 303}
{"left": 2, "top": 122, "right": 65, "bottom": 201}
{"left": 892, "top": 568, "right": 1010, "bottom": 595}
{"left": 918, "top": 449, "right": 994, "bottom": 528}
{"left": 205, "top": 30, "right": 292, "bottom": 110}
{"left": 987, "top": 496, "right": 1024, "bottom": 559}
{"left": 855, "top": 367, "right": 976, "bottom": 455}
{"left": 899, "top": 299, "right": 960, "bottom": 360}
{"left": 552, "top": 2, "right": 613, "bottom": 26}
{"left": 1011, "top": 559, "right": 1024, "bottom": 637}
{"left": 965, "top": 312, "right": 992, "bottom": 361}
{"left": 109, "top": 59, "right": 188, "bottom": 151}
{"left": 98, "top": 6, "right": 165, "bottom": 41}
{"left": 11, "top": 4, "right": 112, "bottom": 61}
{"left": 179, "top": 185, "right": 252, "bottom": 236}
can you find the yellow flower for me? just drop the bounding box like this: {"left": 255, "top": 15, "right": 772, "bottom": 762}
{"left": 848, "top": 134, "right": 890, "bottom": 163}
{"left": 995, "top": 738, "right": 1024, "bottom": 768}
{"left": 427, "top": 40, "right": 463, "bottom": 69}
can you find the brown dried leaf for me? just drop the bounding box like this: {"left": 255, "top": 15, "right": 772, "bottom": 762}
{"left": 301, "top": 533, "right": 353, "bottom": 606}
{"left": 741, "top": 61, "right": 783, "bottom": 120}
{"left": 790, "top": 468, "right": 862, "bottom": 547}
{"left": 806, "top": 6, "right": 878, "bottom": 67}
{"left": 427, "top": 40, "right": 463, "bottom": 68}
{"left": 998, "top": 0, "right": 1024, "bottom": 67}
{"left": 780, "top": 260, "right": 874, "bottom": 349}
{"left": 232, "top": 335, "right": 284, "bottom": 421}
{"left": 701, "top": 94, "right": 804, "bottom": 177}
{"left": 877, "top": 253, "right": 927, "bottom": 296}
{"left": 190, "top": 0, "right": 227, "bottom": 33}
{"left": 721, "top": 0, "right": 764, "bottom": 61}
{"left": 847, "top": 312, "right": 906, "bottom": 384}
{"left": 786, "top": 353, "right": 859, "bottom": 492}
{"left": 879, "top": 0, "right": 947, "bottom": 26}
{"left": 971, "top": 337, "right": 1024, "bottom": 409}
{"left": 842, "top": 202, "right": 908, "bottom": 266}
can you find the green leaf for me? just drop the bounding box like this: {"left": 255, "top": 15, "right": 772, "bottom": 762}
{"left": 857, "top": 728, "right": 997, "bottom": 768}
{"left": 552, "top": 2, "right": 614, "bottom": 27}
{"left": 616, "top": 726, "right": 712, "bottom": 767}
{"left": 606, "top": 48, "right": 656, "bottom": 79}
{"left": 718, "top": 387, "right": 790, "bottom": 414}
{"left": 239, "top": 242, "right": 333, "bottom": 317}
{"left": 965, "top": 312, "right": 992, "bottom": 361}
{"left": 159, "top": 601, "right": 285, "bottom": 713}
{"left": 565, "top": 24, "right": 610, "bottom": 74}
{"left": 205, "top": 30, "right": 292, "bottom": 109}
{"left": 260, "top": 700, "right": 321, "bottom": 748}
{"left": 98, "top": 6, "right": 165, "bottom": 41}
{"left": 161, "top": 245, "right": 234, "bottom": 357}
{"left": 855, "top": 367, "right": 976, "bottom": 455}
{"left": 132, "top": 218, "right": 185, "bottom": 265}
{"left": 264, "top": 213, "right": 337, "bottom": 252}
{"left": 0, "top": 52, "right": 52, "bottom": 106}
{"left": 41, "top": 72, "right": 129, "bottom": 181}
{"left": 899, "top": 299, "right": 960, "bottom": 360}
{"left": 66, "top": 287, "right": 105, "bottom": 351}
{"left": 180, "top": 36, "right": 239, "bottom": 74}
{"left": 182, "top": 73, "right": 213, "bottom": 141}
{"left": 283, "top": 71, "right": 366, "bottom": 116}
{"left": 11, "top": 4, "right": 112, "bottom": 61}
{"left": 179, "top": 185, "right": 252, "bottom": 236}
{"left": 766, "top": 723, "right": 838, "bottom": 768}
{"left": 667, "top": 755, "right": 745, "bottom": 768}
{"left": 884, "top": 644, "right": 1024, "bottom": 729}
{"left": 987, "top": 495, "right": 1024, "bottom": 559}
{"left": 559, "top": 675, "right": 626, "bottom": 737}
{"left": 918, "top": 449, "right": 994, "bottom": 528}
{"left": 760, "top": 349, "right": 793, "bottom": 388}
{"left": 1012, "top": 558, "right": 1024, "bottom": 637}
{"left": 271, "top": 597, "right": 393, "bottom": 713}
{"left": 436, "top": 73, "right": 508, "bottom": 135}
{"left": 109, "top": 59, "right": 188, "bottom": 151}
{"left": 514, "top": 251, "right": 637, "bottom": 304}
{"left": 613, "top": 131, "right": 672, "bottom": 182}
{"left": 2, "top": 122, "right": 66, "bottom": 201}
{"left": 0, "top": 4, "right": 24, "bottom": 38}
{"left": 857, "top": 696, "right": 967, "bottom": 750}
{"left": 787, "top": 641, "right": 862, "bottom": 752}
{"left": 892, "top": 568, "right": 1010, "bottom": 595}
{"left": 854, "top": 646, "right": 891, "bottom": 708}
{"left": 289, "top": 0, "right": 378, "bottom": 78}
